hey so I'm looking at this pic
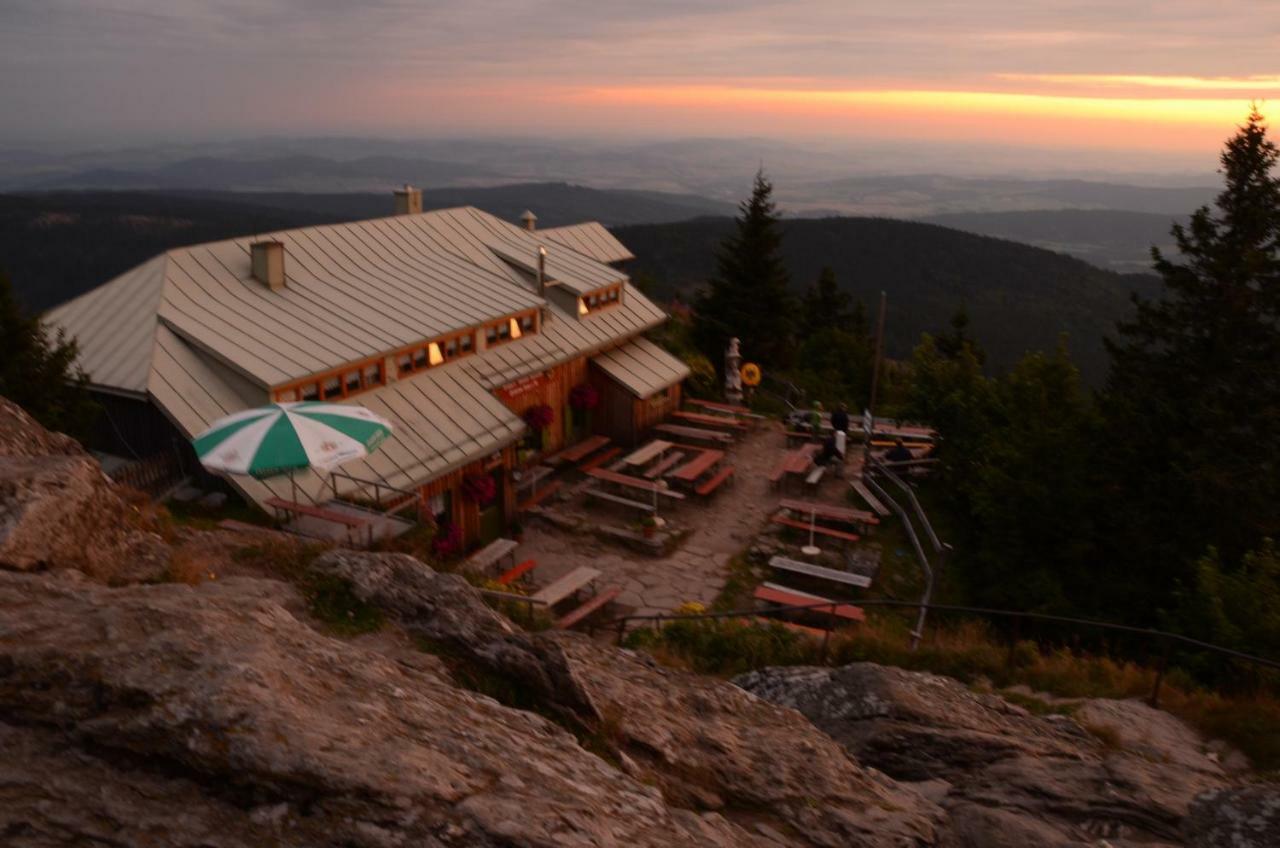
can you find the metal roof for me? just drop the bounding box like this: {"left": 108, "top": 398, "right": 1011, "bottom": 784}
{"left": 538, "top": 222, "right": 635, "bottom": 264}
{"left": 46, "top": 204, "right": 677, "bottom": 506}
{"left": 149, "top": 324, "right": 525, "bottom": 506}
{"left": 47, "top": 206, "right": 634, "bottom": 390}
{"left": 591, "top": 336, "right": 692, "bottom": 399}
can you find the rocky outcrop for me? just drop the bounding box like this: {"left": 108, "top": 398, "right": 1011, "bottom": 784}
{"left": 735, "top": 663, "right": 1232, "bottom": 847}
{"left": 312, "top": 550, "right": 943, "bottom": 845}
{"left": 0, "top": 398, "right": 168, "bottom": 582}
{"left": 1185, "top": 785, "right": 1280, "bottom": 848}
{"left": 0, "top": 570, "right": 757, "bottom": 847}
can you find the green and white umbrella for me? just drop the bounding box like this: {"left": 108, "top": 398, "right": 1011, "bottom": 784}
{"left": 194, "top": 402, "right": 393, "bottom": 479}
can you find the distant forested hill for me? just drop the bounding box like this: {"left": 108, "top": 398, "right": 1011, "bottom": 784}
{"left": 615, "top": 217, "right": 1159, "bottom": 382}
{"left": 922, "top": 209, "right": 1184, "bottom": 273}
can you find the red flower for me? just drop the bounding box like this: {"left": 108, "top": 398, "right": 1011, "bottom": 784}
{"left": 569, "top": 383, "right": 599, "bottom": 411}
{"left": 431, "top": 522, "right": 463, "bottom": 558}
{"left": 524, "top": 404, "right": 554, "bottom": 430}
{"left": 462, "top": 473, "right": 497, "bottom": 504}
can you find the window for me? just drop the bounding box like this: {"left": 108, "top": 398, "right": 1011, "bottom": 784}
{"left": 273, "top": 356, "right": 388, "bottom": 403}
{"left": 483, "top": 311, "right": 536, "bottom": 350}
{"left": 394, "top": 330, "right": 477, "bottom": 377}
{"left": 578, "top": 285, "right": 622, "bottom": 316}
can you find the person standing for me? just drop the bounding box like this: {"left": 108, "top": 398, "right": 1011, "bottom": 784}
{"left": 831, "top": 403, "right": 849, "bottom": 435}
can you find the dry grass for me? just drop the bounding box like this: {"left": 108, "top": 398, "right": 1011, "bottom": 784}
{"left": 628, "top": 611, "right": 1280, "bottom": 772}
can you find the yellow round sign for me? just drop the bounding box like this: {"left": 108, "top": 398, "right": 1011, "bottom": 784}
{"left": 740, "top": 362, "right": 762, "bottom": 386}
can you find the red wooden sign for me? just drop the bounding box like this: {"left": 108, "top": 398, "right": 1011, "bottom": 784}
{"left": 496, "top": 373, "right": 548, "bottom": 402}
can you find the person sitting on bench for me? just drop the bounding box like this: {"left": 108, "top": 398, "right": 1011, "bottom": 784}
{"left": 884, "top": 437, "right": 913, "bottom": 463}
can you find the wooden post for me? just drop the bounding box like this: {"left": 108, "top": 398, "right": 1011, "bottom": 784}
{"left": 1149, "top": 635, "right": 1173, "bottom": 708}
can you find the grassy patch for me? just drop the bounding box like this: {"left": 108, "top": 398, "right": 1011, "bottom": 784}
{"left": 164, "top": 496, "right": 275, "bottom": 531}
{"left": 303, "top": 573, "right": 384, "bottom": 636}
{"left": 627, "top": 610, "right": 1280, "bottom": 771}
{"left": 230, "top": 538, "right": 330, "bottom": 581}
{"left": 711, "top": 552, "right": 762, "bottom": 612}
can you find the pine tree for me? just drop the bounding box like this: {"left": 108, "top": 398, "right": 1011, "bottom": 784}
{"left": 0, "top": 271, "right": 97, "bottom": 438}
{"left": 935, "top": 306, "right": 986, "bottom": 366}
{"left": 800, "top": 266, "right": 855, "bottom": 335}
{"left": 693, "top": 169, "right": 796, "bottom": 369}
{"left": 1104, "top": 107, "right": 1280, "bottom": 577}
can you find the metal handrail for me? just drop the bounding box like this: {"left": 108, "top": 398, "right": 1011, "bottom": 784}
{"left": 607, "top": 598, "right": 1280, "bottom": 706}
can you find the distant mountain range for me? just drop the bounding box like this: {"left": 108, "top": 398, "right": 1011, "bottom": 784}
{"left": 1, "top": 186, "right": 1160, "bottom": 384}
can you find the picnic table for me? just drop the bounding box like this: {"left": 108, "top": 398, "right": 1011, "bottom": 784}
{"left": 556, "top": 435, "right": 611, "bottom": 464}
{"left": 654, "top": 423, "right": 734, "bottom": 445}
{"left": 532, "top": 566, "right": 601, "bottom": 606}
{"left": 586, "top": 467, "right": 687, "bottom": 499}
{"left": 779, "top": 498, "right": 879, "bottom": 527}
{"left": 462, "top": 537, "right": 519, "bottom": 575}
{"left": 672, "top": 410, "right": 749, "bottom": 430}
{"left": 769, "top": 555, "right": 873, "bottom": 589}
{"left": 755, "top": 582, "right": 865, "bottom": 622}
{"left": 623, "top": 439, "right": 673, "bottom": 468}
{"left": 769, "top": 442, "right": 819, "bottom": 489}
{"left": 687, "top": 398, "right": 764, "bottom": 418}
{"left": 670, "top": 449, "right": 725, "bottom": 483}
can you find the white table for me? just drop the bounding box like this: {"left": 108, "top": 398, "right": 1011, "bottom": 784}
{"left": 532, "top": 566, "right": 602, "bottom": 606}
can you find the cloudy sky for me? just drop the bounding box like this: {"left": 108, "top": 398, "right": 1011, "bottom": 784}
{"left": 2, "top": 0, "right": 1276, "bottom": 164}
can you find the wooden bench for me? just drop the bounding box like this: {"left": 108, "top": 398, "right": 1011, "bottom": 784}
{"left": 687, "top": 398, "right": 759, "bottom": 417}
{"left": 623, "top": 439, "right": 674, "bottom": 468}
{"left": 462, "top": 537, "right": 519, "bottom": 575}
{"left": 786, "top": 429, "right": 818, "bottom": 446}
{"left": 779, "top": 498, "right": 879, "bottom": 528}
{"left": 772, "top": 513, "right": 861, "bottom": 543}
{"left": 517, "top": 479, "right": 562, "bottom": 512}
{"left": 805, "top": 465, "right": 826, "bottom": 487}
{"left": 264, "top": 496, "right": 373, "bottom": 544}
{"left": 850, "top": 480, "right": 891, "bottom": 517}
{"left": 497, "top": 558, "right": 539, "bottom": 585}
{"left": 754, "top": 582, "right": 865, "bottom": 622}
{"left": 645, "top": 450, "right": 685, "bottom": 479}
{"left": 584, "top": 487, "right": 656, "bottom": 513}
{"left": 579, "top": 446, "right": 622, "bottom": 471}
{"left": 557, "top": 435, "right": 611, "bottom": 464}
{"left": 768, "top": 555, "right": 873, "bottom": 588}
{"left": 654, "top": 423, "right": 734, "bottom": 445}
{"left": 672, "top": 410, "right": 749, "bottom": 430}
{"left": 695, "top": 465, "right": 735, "bottom": 497}
{"left": 217, "top": 519, "right": 291, "bottom": 540}
{"left": 670, "top": 449, "right": 725, "bottom": 483}
{"left": 555, "top": 585, "right": 623, "bottom": 630}
{"left": 532, "top": 566, "right": 601, "bottom": 606}
{"left": 586, "top": 468, "right": 687, "bottom": 500}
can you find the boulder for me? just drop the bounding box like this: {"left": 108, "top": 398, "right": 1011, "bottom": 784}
{"left": 0, "top": 570, "right": 758, "bottom": 847}
{"left": 1185, "top": 785, "right": 1280, "bottom": 848}
{"left": 735, "top": 663, "right": 1230, "bottom": 847}
{"left": 537, "top": 633, "right": 943, "bottom": 846}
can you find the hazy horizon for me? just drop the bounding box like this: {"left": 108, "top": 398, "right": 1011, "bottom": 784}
{"left": 3, "top": 1, "right": 1276, "bottom": 180}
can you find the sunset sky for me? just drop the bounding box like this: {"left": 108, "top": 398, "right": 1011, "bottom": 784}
{"left": 2, "top": 1, "right": 1276, "bottom": 169}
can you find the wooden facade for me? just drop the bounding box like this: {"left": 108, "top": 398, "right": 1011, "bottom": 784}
{"left": 587, "top": 362, "right": 682, "bottom": 446}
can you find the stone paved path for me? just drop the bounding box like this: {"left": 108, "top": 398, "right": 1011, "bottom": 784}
{"left": 519, "top": 424, "right": 787, "bottom": 618}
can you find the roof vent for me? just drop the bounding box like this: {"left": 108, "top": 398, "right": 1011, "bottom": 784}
{"left": 394, "top": 184, "right": 423, "bottom": 215}
{"left": 520, "top": 209, "right": 537, "bottom": 231}
{"left": 250, "top": 240, "right": 286, "bottom": 291}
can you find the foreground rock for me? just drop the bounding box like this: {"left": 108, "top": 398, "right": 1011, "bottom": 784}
{"left": 1185, "top": 785, "right": 1280, "bottom": 847}
{"left": 0, "top": 571, "right": 755, "bottom": 847}
{"left": 314, "top": 550, "right": 942, "bottom": 845}
{"left": 0, "top": 398, "right": 168, "bottom": 581}
{"left": 735, "top": 663, "right": 1231, "bottom": 847}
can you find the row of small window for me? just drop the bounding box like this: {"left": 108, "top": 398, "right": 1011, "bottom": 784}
{"left": 485, "top": 312, "right": 536, "bottom": 347}
{"left": 273, "top": 311, "right": 538, "bottom": 403}
{"left": 396, "top": 332, "right": 473, "bottom": 377}
{"left": 579, "top": 286, "right": 622, "bottom": 315}
{"left": 275, "top": 361, "right": 385, "bottom": 403}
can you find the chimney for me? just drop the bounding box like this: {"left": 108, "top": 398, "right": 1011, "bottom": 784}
{"left": 250, "top": 240, "right": 286, "bottom": 291}
{"left": 520, "top": 209, "right": 537, "bottom": 231}
{"left": 394, "top": 184, "right": 423, "bottom": 215}
{"left": 536, "top": 245, "right": 547, "bottom": 298}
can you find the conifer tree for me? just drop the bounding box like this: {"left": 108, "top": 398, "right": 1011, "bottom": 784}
{"left": 693, "top": 169, "right": 795, "bottom": 369}
{"left": 0, "top": 271, "right": 97, "bottom": 438}
{"left": 1104, "top": 107, "right": 1280, "bottom": 572}
{"left": 800, "top": 266, "right": 855, "bottom": 335}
